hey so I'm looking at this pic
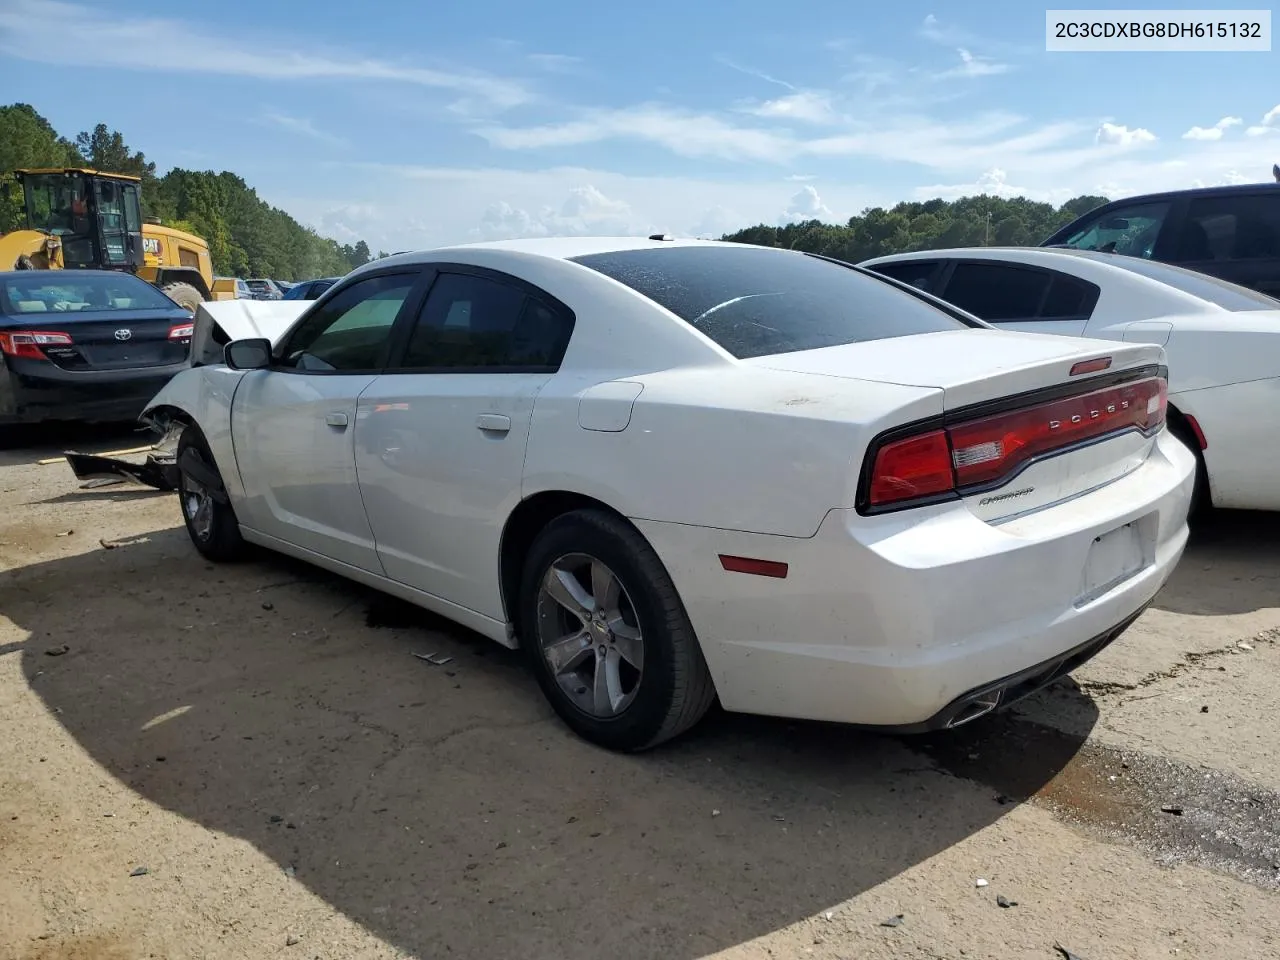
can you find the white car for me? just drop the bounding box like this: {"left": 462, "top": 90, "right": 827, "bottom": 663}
{"left": 861, "top": 247, "right": 1280, "bottom": 513}
{"left": 143, "top": 238, "right": 1195, "bottom": 751}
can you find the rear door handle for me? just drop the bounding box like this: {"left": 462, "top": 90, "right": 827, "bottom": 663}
{"left": 325, "top": 411, "right": 349, "bottom": 428}
{"left": 476, "top": 414, "right": 511, "bottom": 433}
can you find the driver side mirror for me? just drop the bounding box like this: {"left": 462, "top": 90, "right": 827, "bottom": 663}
{"left": 224, "top": 338, "right": 272, "bottom": 370}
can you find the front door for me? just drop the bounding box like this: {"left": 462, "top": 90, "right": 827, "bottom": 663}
{"left": 230, "top": 270, "right": 423, "bottom": 572}
{"left": 354, "top": 267, "right": 574, "bottom": 618}
{"left": 93, "top": 178, "right": 130, "bottom": 268}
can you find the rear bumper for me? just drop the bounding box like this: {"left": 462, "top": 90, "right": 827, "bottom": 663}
{"left": 0, "top": 357, "right": 189, "bottom": 425}
{"left": 635, "top": 429, "right": 1195, "bottom": 728}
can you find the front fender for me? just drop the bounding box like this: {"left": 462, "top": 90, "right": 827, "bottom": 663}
{"left": 142, "top": 365, "right": 248, "bottom": 502}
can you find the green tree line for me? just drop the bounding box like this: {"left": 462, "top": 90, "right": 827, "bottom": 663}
{"left": 721, "top": 194, "right": 1110, "bottom": 259}
{"left": 1, "top": 103, "right": 372, "bottom": 280}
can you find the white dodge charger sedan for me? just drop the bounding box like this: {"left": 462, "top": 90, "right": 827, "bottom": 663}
{"left": 861, "top": 247, "right": 1280, "bottom": 513}
{"left": 144, "top": 238, "right": 1195, "bottom": 751}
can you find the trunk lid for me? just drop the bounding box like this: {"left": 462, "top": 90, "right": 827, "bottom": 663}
{"left": 750, "top": 329, "right": 1169, "bottom": 523}
{"left": 12, "top": 309, "right": 191, "bottom": 371}
{"left": 748, "top": 328, "right": 1164, "bottom": 410}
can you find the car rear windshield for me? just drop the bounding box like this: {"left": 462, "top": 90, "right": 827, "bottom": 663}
{"left": 0, "top": 273, "right": 178, "bottom": 315}
{"left": 570, "top": 246, "right": 971, "bottom": 359}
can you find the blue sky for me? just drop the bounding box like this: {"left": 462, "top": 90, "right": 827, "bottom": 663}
{"left": 1, "top": 0, "right": 1277, "bottom": 252}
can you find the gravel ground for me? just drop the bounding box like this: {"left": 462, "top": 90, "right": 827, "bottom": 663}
{"left": 2, "top": 425, "right": 1278, "bottom": 960}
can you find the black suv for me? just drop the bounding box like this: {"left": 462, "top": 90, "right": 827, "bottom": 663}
{"left": 1041, "top": 180, "right": 1280, "bottom": 297}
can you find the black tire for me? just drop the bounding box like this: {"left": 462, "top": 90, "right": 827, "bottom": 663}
{"left": 160, "top": 281, "right": 204, "bottom": 314}
{"left": 177, "top": 425, "right": 247, "bottom": 562}
{"left": 519, "top": 509, "right": 716, "bottom": 752}
{"left": 1167, "top": 415, "right": 1209, "bottom": 517}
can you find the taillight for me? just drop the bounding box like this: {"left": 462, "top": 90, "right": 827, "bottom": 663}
{"left": 0, "top": 330, "right": 73, "bottom": 360}
{"left": 168, "top": 322, "right": 195, "bottom": 340}
{"left": 864, "top": 373, "right": 1168, "bottom": 511}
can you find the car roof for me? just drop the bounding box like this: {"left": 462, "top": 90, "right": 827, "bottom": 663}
{"left": 1086, "top": 182, "right": 1280, "bottom": 207}
{"left": 0, "top": 269, "right": 150, "bottom": 282}
{"left": 861, "top": 246, "right": 1280, "bottom": 315}
{"left": 372, "top": 236, "right": 748, "bottom": 269}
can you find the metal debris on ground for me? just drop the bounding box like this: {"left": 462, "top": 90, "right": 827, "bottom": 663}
{"left": 996, "top": 894, "right": 1017, "bottom": 908}
{"left": 54, "top": 530, "right": 73, "bottom": 537}
{"left": 129, "top": 866, "right": 149, "bottom": 877}
{"left": 44, "top": 645, "right": 69, "bottom": 657}
{"left": 413, "top": 652, "right": 454, "bottom": 666}
{"left": 879, "top": 914, "right": 904, "bottom": 928}
{"left": 1160, "top": 804, "right": 1185, "bottom": 816}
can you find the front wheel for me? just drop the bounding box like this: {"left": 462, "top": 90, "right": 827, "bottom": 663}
{"left": 177, "top": 426, "right": 247, "bottom": 562}
{"left": 519, "top": 509, "right": 716, "bottom": 752}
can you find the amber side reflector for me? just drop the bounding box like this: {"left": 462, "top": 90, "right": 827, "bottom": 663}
{"left": 1069, "top": 357, "right": 1112, "bottom": 376}
{"left": 719, "top": 555, "right": 789, "bottom": 579}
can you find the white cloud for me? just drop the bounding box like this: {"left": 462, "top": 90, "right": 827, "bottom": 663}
{"left": 1182, "top": 116, "right": 1242, "bottom": 141}
{"left": 258, "top": 111, "right": 346, "bottom": 146}
{"left": 781, "top": 185, "right": 835, "bottom": 223}
{"left": 526, "top": 53, "right": 583, "bottom": 73}
{"left": 913, "top": 168, "right": 1073, "bottom": 204}
{"left": 1095, "top": 122, "right": 1157, "bottom": 147}
{"left": 935, "top": 48, "right": 1011, "bottom": 79}
{"left": 740, "top": 91, "right": 838, "bottom": 125}
{"left": 0, "top": 0, "right": 533, "bottom": 111}
{"left": 1246, "top": 125, "right": 1278, "bottom": 137}
{"left": 1262, "top": 104, "right": 1280, "bottom": 125}
{"left": 280, "top": 165, "right": 876, "bottom": 252}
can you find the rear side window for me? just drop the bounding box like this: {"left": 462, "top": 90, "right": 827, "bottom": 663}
{"left": 942, "top": 262, "right": 1051, "bottom": 320}
{"left": 869, "top": 260, "right": 941, "bottom": 292}
{"left": 1174, "top": 193, "right": 1280, "bottom": 263}
{"left": 571, "top": 247, "right": 968, "bottom": 359}
{"left": 398, "top": 272, "right": 574, "bottom": 371}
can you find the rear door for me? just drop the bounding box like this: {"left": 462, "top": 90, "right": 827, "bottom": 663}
{"left": 354, "top": 266, "right": 574, "bottom": 618}
{"left": 1167, "top": 191, "right": 1280, "bottom": 297}
{"left": 933, "top": 259, "right": 1100, "bottom": 337}
{"left": 230, "top": 269, "right": 425, "bottom": 572}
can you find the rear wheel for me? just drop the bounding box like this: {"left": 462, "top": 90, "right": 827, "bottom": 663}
{"left": 177, "top": 426, "right": 246, "bottom": 562}
{"left": 160, "top": 281, "right": 204, "bottom": 315}
{"left": 519, "top": 509, "right": 716, "bottom": 752}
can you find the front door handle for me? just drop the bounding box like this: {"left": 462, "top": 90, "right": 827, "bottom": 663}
{"left": 325, "top": 411, "right": 349, "bottom": 428}
{"left": 476, "top": 414, "right": 511, "bottom": 433}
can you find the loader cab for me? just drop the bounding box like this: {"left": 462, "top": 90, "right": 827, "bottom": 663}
{"left": 16, "top": 168, "right": 145, "bottom": 272}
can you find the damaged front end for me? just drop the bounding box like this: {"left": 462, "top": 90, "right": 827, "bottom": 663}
{"left": 62, "top": 417, "right": 185, "bottom": 491}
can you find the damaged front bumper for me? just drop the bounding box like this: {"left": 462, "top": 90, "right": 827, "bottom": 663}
{"left": 62, "top": 420, "right": 184, "bottom": 492}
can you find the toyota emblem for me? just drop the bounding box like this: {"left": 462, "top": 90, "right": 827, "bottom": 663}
{"left": 114, "top": 328, "right": 132, "bottom": 341}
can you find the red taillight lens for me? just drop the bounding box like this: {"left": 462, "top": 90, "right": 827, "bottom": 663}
{"left": 868, "top": 429, "right": 955, "bottom": 506}
{"left": 865, "top": 374, "right": 1168, "bottom": 511}
{"left": 168, "top": 322, "right": 195, "bottom": 340}
{"left": 0, "top": 330, "right": 73, "bottom": 359}
{"left": 949, "top": 377, "right": 1166, "bottom": 488}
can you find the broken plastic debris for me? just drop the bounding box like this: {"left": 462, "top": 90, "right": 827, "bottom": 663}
{"left": 129, "top": 866, "right": 149, "bottom": 877}
{"left": 286, "top": 934, "right": 301, "bottom": 946}
{"left": 1238, "top": 642, "right": 1254, "bottom": 651}
{"left": 880, "top": 914, "right": 904, "bottom": 928}
{"left": 1055, "top": 946, "right": 1087, "bottom": 960}
{"left": 996, "top": 894, "right": 1017, "bottom": 908}
{"left": 44, "top": 645, "right": 70, "bottom": 657}
{"left": 1160, "top": 804, "right": 1184, "bottom": 816}
{"left": 823, "top": 911, "right": 834, "bottom": 921}
{"left": 711, "top": 809, "right": 721, "bottom": 817}
{"left": 975, "top": 878, "right": 989, "bottom": 887}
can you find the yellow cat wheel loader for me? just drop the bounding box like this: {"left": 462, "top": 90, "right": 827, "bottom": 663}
{"left": 0, "top": 168, "right": 238, "bottom": 312}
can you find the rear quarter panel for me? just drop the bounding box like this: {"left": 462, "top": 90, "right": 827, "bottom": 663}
{"left": 521, "top": 366, "right": 943, "bottom": 538}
